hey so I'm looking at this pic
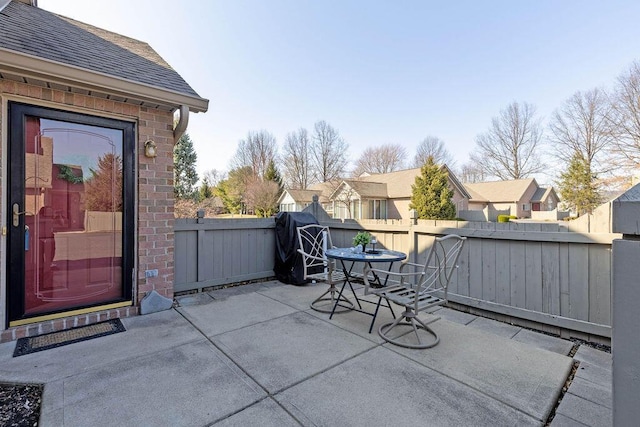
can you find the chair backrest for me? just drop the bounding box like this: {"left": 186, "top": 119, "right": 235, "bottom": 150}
{"left": 296, "top": 224, "right": 333, "bottom": 279}
{"left": 415, "top": 234, "right": 466, "bottom": 303}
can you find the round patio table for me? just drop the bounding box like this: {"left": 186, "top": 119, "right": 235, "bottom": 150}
{"left": 325, "top": 248, "right": 407, "bottom": 333}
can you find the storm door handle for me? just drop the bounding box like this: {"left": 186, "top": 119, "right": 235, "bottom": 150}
{"left": 12, "top": 203, "right": 32, "bottom": 227}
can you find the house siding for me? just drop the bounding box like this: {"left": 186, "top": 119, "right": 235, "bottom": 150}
{"left": 452, "top": 187, "right": 469, "bottom": 213}
{"left": 517, "top": 181, "right": 539, "bottom": 218}
{"left": 0, "top": 78, "right": 175, "bottom": 340}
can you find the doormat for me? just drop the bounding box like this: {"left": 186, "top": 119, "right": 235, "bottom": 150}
{"left": 13, "top": 319, "right": 126, "bottom": 357}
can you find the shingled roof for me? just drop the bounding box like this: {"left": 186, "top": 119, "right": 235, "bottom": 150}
{"left": 531, "top": 186, "right": 558, "bottom": 203}
{"left": 358, "top": 166, "right": 471, "bottom": 199}
{"left": 464, "top": 178, "right": 537, "bottom": 202}
{"left": 0, "top": 0, "right": 207, "bottom": 111}
{"left": 284, "top": 189, "right": 329, "bottom": 204}
{"left": 335, "top": 180, "right": 388, "bottom": 199}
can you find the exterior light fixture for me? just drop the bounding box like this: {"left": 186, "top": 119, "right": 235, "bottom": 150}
{"left": 144, "top": 140, "right": 157, "bottom": 158}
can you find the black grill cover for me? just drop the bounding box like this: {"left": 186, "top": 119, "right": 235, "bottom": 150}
{"left": 274, "top": 211, "right": 319, "bottom": 285}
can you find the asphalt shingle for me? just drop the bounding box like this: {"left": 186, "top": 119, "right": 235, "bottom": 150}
{"left": 0, "top": 1, "right": 201, "bottom": 98}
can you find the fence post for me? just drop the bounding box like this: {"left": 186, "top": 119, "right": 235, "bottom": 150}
{"left": 408, "top": 209, "right": 417, "bottom": 263}
{"left": 611, "top": 183, "right": 640, "bottom": 426}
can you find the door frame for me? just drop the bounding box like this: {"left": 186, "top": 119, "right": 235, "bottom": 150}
{"left": 6, "top": 101, "right": 136, "bottom": 325}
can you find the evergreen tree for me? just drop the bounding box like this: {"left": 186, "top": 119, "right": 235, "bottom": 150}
{"left": 264, "top": 160, "right": 283, "bottom": 190}
{"left": 409, "top": 157, "right": 456, "bottom": 220}
{"left": 174, "top": 133, "right": 199, "bottom": 200}
{"left": 198, "top": 177, "right": 213, "bottom": 202}
{"left": 557, "top": 154, "right": 601, "bottom": 215}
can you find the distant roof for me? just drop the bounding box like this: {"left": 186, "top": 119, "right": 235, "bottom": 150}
{"left": 0, "top": 1, "right": 207, "bottom": 111}
{"left": 307, "top": 181, "right": 336, "bottom": 198}
{"left": 285, "top": 165, "right": 471, "bottom": 202}
{"left": 464, "top": 186, "right": 487, "bottom": 202}
{"left": 283, "top": 189, "right": 329, "bottom": 204}
{"left": 530, "top": 186, "right": 558, "bottom": 202}
{"left": 358, "top": 168, "right": 419, "bottom": 198}
{"left": 358, "top": 166, "right": 471, "bottom": 199}
{"left": 339, "top": 180, "right": 388, "bottom": 198}
{"left": 464, "top": 178, "right": 537, "bottom": 202}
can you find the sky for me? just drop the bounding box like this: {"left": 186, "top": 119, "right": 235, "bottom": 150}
{"left": 37, "top": 0, "right": 640, "bottom": 183}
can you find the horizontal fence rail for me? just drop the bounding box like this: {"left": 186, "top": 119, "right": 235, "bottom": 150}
{"left": 174, "top": 215, "right": 619, "bottom": 340}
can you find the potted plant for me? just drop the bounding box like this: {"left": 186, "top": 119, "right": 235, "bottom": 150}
{"left": 353, "top": 231, "right": 371, "bottom": 252}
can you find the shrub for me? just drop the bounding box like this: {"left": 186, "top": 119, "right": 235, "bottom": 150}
{"left": 497, "top": 214, "right": 511, "bottom": 223}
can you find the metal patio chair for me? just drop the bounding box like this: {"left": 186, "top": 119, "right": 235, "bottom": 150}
{"left": 297, "top": 224, "right": 354, "bottom": 313}
{"left": 363, "top": 234, "right": 466, "bottom": 349}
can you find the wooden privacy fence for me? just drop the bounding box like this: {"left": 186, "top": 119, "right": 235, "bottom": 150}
{"left": 174, "top": 215, "right": 618, "bottom": 340}
{"left": 174, "top": 218, "right": 275, "bottom": 293}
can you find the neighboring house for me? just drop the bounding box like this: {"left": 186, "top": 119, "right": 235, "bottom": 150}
{"left": 278, "top": 189, "right": 328, "bottom": 213}
{"left": 0, "top": 0, "right": 208, "bottom": 340}
{"left": 531, "top": 186, "right": 561, "bottom": 212}
{"left": 278, "top": 182, "right": 334, "bottom": 215}
{"left": 355, "top": 166, "right": 470, "bottom": 220}
{"left": 330, "top": 180, "right": 388, "bottom": 219}
{"left": 464, "top": 178, "right": 559, "bottom": 218}
{"left": 281, "top": 166, "right": 470, "bottom": 220}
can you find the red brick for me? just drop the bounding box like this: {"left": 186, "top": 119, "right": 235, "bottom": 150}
{"left": 74, "top": 94, "right": 87, "bottom": 107}
{"left": 27, "top": 85, "right": 43, "bottom": 98}
{"left": 17, "top": 83, "right": 29, "bottom": 96}
{"left": 0, "top": 330, "right": 13, "bottom": 343}
{"left": 27, "top": 324, "right": 39, "bottom": 337}
{"left": 53, "top": 90, "right": 65, "bottom": 103}
{"left": 112, "top": 102, "right": 124, "bottom": 114}
{"left": 40, "top": 322, "right": 54, "bottom": 334}
{"left": 85, "top": 96, "right": 95, "bottom": 109}
{"left": 0, "top": 79, "right": 17, "bottom": 92}
{"left": 52, "top": 319, "right": 65, "bottom": 330}
{"left": 14, "top": 328, "right": 27, "bottom": 340}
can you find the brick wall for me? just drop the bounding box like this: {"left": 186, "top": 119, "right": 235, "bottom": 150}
{"left": 0, "top": 78, "right": 176, "bottom": 342}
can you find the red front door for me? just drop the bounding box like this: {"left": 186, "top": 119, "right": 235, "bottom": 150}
{"left": 7, "top": 103, "right": 134, "bottom": 323}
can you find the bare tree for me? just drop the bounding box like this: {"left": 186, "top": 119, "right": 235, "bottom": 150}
{"left": 282, "top": 128, "right": 312, "bottom": 189}
{"left": 413, "top": 136, "right": 454, "bottom": 167}
{"left": 231, "top": 130, "right": 278, "bottom": 179}
{"left": 473, "top": 101, "right": 544, "bottom": 180}
{"left": 244, "top": 178, "right": 281, "bottom": 218}
{"left": 457, "top": 160, "right": 489, "bottom": 183}
{"left": 352, "top": 144, "right": 407, "bottom": 177}
{"left": 311, "top": 120, "right": 348, "bottom": 183}
{"left": 202, "top": 169, "right": 226, "bottom": 188}
{"left": 548, "top": 88, "right": 615, "bottom": 174}
{"left": 609, "top": 61, "right": 640, "bottom": 168}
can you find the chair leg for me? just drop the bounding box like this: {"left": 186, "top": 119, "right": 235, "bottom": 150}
{"left": 367, "top": 296, "right": 397, "bottom": 334}
{"left": 378, "top": 309, "right": 440, "bottom": 349}
{"left": 310, "top": 284, "right": 354, "bottom": 313}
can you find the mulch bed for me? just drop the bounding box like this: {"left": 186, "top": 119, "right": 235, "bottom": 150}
{"left": 0, "top": 383, "right": 43, "bottom": 426}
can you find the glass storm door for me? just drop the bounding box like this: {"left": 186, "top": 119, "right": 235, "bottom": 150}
{"left": 7, "top": 103, "right": 134, "bottom": 323}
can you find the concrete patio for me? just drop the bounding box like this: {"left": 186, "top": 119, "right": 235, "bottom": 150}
{"left": 0, "top": 280, "right": 612, "bottom": 426}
